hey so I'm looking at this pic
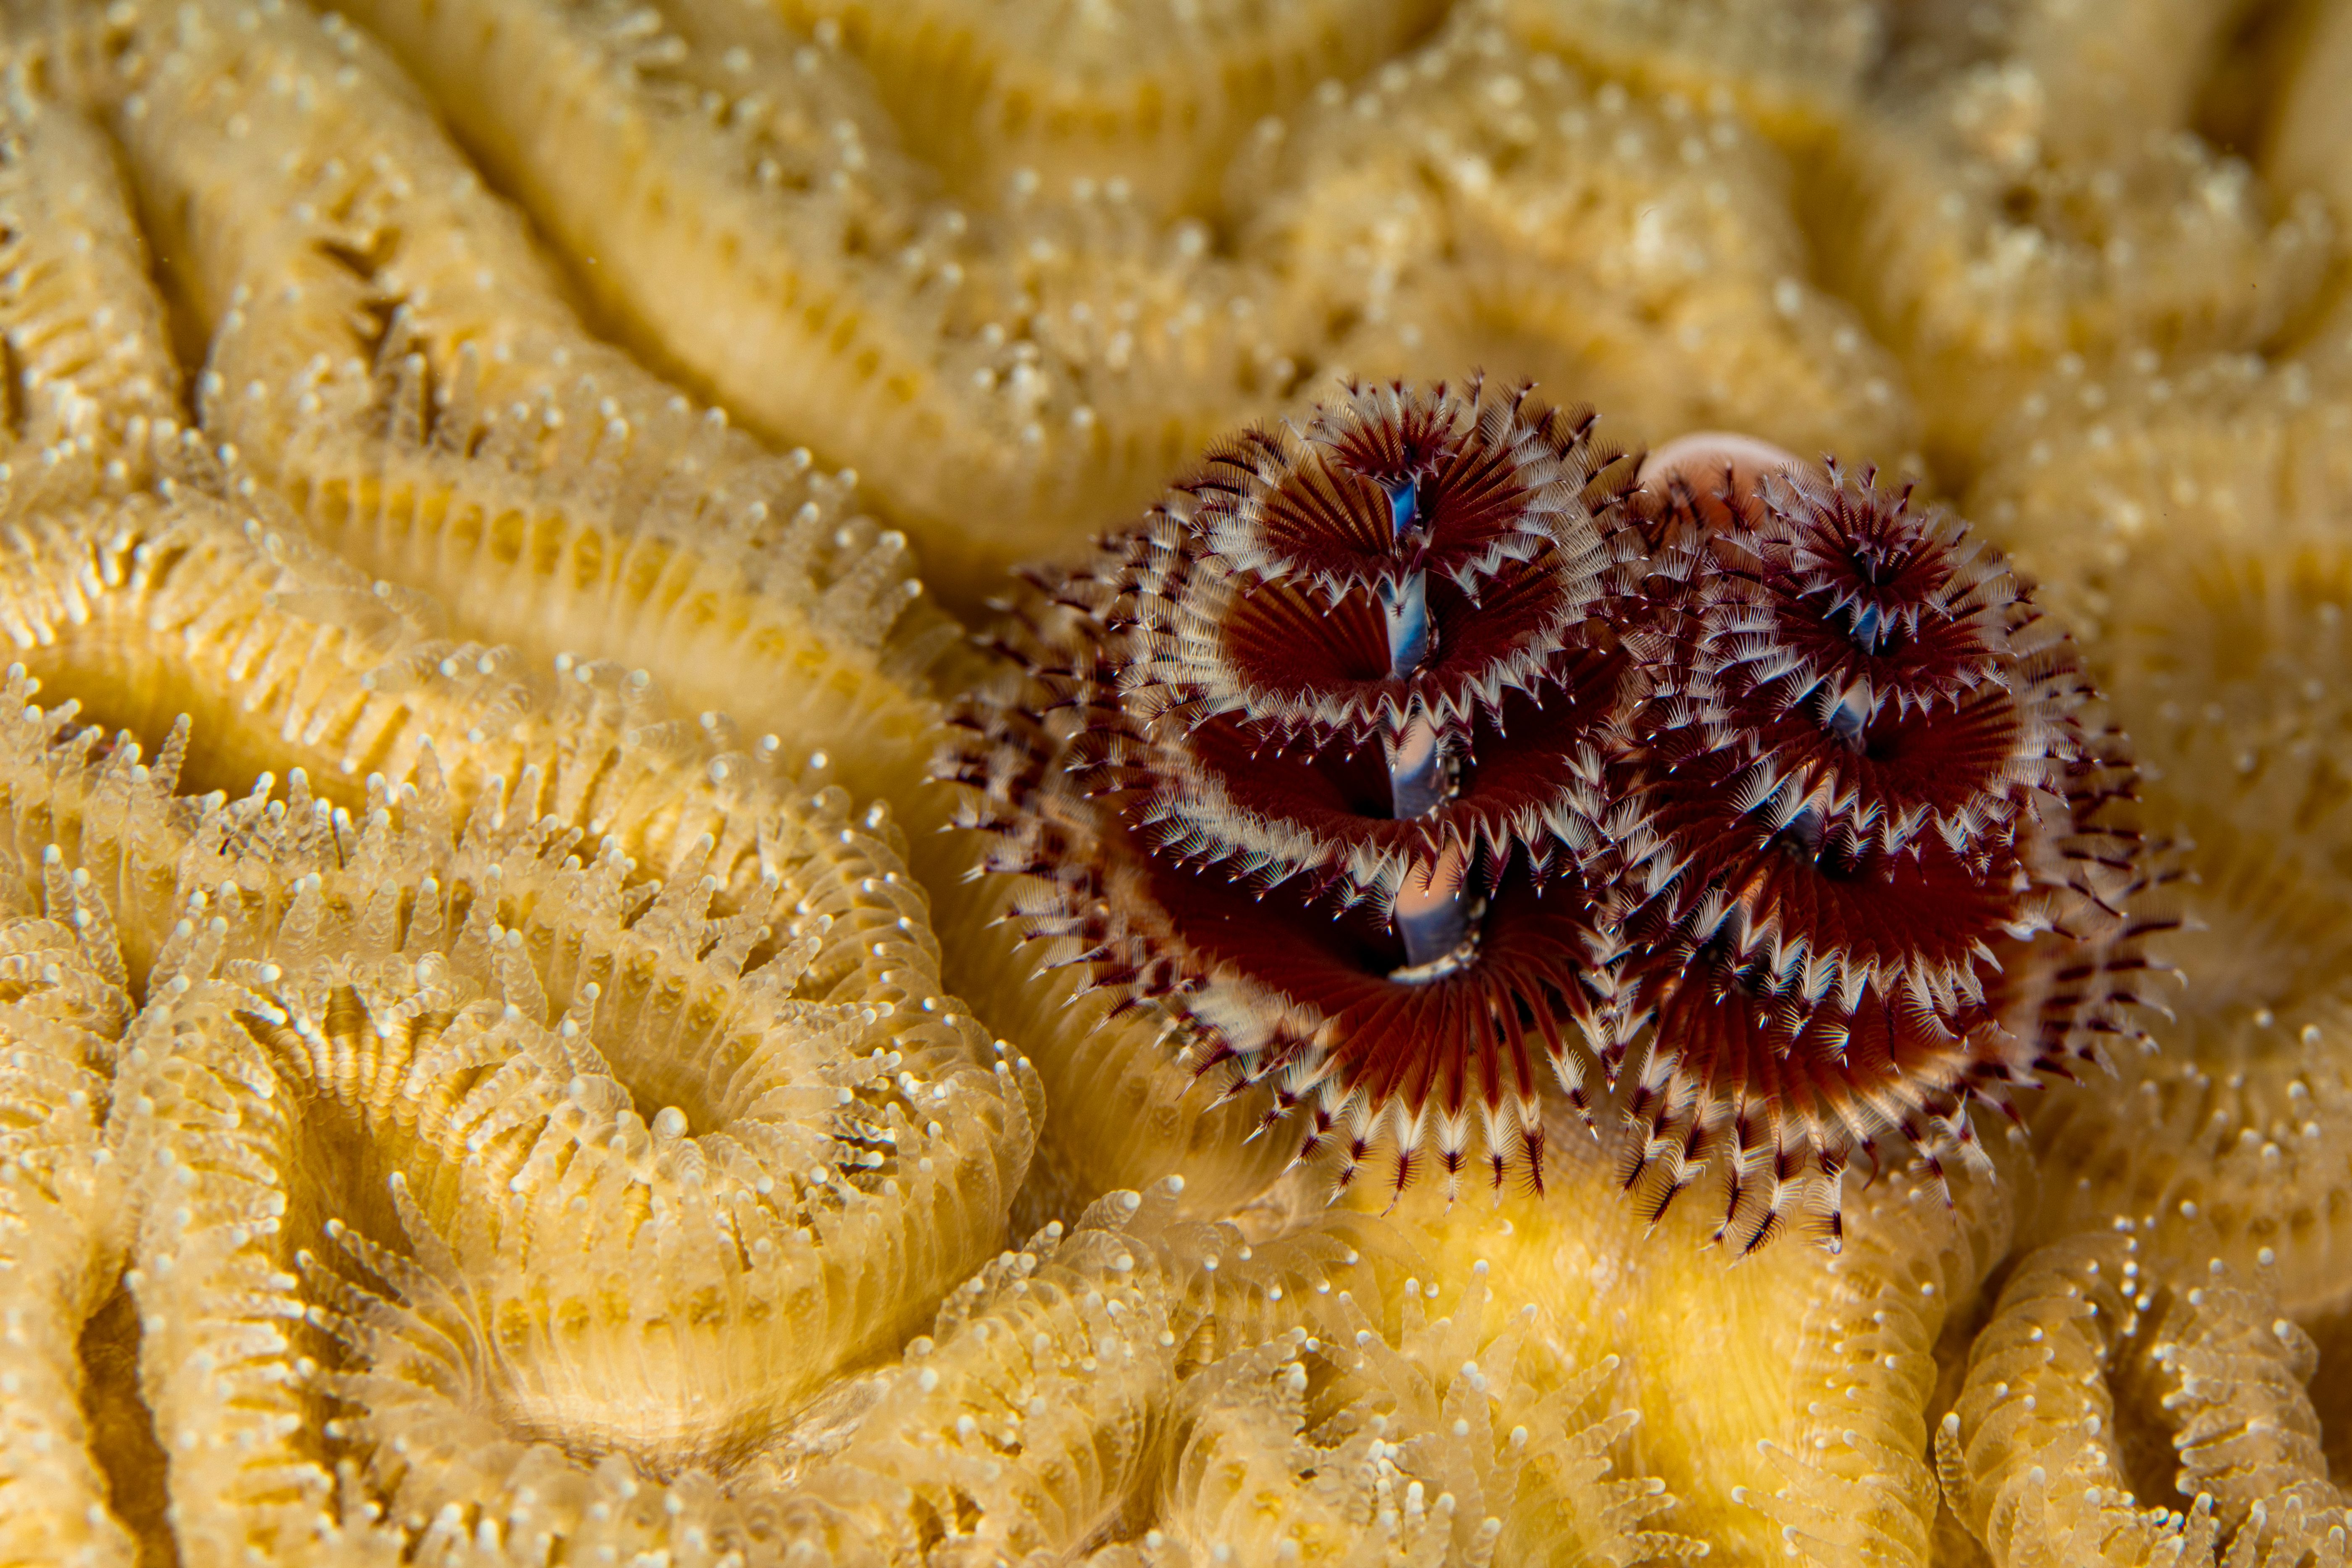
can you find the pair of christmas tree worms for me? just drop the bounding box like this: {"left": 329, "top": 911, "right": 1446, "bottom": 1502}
{"left": 942, "top": 379, "right": 2163, "bottom": 1253}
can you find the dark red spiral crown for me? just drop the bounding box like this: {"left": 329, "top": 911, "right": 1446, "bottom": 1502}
{"left": 941, "top": 393, "right": 2164, "bottom": 1247}
{"left": 1602, "top": 444, "right": 2162, "bottom": 1248}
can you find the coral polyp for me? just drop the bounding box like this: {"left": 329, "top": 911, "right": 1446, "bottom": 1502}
{"left": 946, "top": 380, "right": 1631, "bottom": 1200}
{"left": 946, "top": 387, "right": 2160, "bottom": 1238}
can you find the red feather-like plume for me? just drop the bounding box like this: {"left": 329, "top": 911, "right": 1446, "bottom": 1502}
{"left": 1605, "top": 448, "right": 2164, "bottom": 1250}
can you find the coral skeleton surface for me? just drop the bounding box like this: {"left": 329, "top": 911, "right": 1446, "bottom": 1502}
{"left": 0, "top": 0, "right": 2347, "bottom": 1564}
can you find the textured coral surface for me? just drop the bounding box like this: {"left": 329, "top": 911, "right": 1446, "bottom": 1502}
{"left": 0, "top": 0, "right": 2347, "bottom": 1564}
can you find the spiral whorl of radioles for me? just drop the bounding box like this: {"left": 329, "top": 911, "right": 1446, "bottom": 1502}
{"left": 1606, "top": 449, "right": 2161, "bottom": 1250}
{"left": 948, "top": 380, "right": 1633, "bottom": 1200}
{"left": 1111, "top": 380, "right": 1629, "bottom": 930}
{"left": 942, "top": 392, "right": 2164, "bottom": 1244}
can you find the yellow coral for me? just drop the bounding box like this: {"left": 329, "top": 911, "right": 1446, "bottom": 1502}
{"left": 2265, "top": 0, "right": 2352, "bottom": 237}
{"left": 0, "top": 0, "right": 2346, "bottom": 1561}
{"left": 1238, "top": 12, "right": 1917, "bottom": 463}
{"left": 2017, "top": 535, "right": 2352, "bottom": 1319}
{"left": 1970, "top": 349, "right": 2352, "bottom": 639}
{"left": 1820, "top": 0, "right": 2334, "bottom": 469}
{"left": 288, "top": 0, "right": 1289, "bottom": 591}
{"left": 775, "top": 0, "right": 1447, "bottom": 217}
{"left": 0, "top": 79, "right": 180, "bottom": 495}
{"left": 1940, "top": 1233, "right": 2351, "bottom": 1566}
{"left": 1492, "top": 0, "right": 1884, "bottom": 149}
{"left": 100, "top": 0, "right": 950, "bottom": 818}
{"left": 0, "top": 652, "right": 1044, "bottom": 1556}
{"left": 0, "top": 895, "right": 136, "bottom": 1568}
{"left": 1342, "top": 1114, "right": 2016, "bottom": 1567}
{"left": 1124, "top": 1267, "right": 1701, "bottom": 1565}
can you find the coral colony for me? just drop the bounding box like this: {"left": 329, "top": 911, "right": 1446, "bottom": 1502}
{"left": 8, "top": 0, "right": 2352, "bottom": 1558}
{"left": 947, "top": 380, "right": 2160, "bottom": 1248}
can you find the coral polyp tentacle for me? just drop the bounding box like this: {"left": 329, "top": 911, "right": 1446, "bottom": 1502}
{"left": 944, "top": 388, "right": 2155, "bottom": 1233}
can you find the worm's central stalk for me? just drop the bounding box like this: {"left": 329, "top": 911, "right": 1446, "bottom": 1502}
{"left": 1385, "top": 706, "right": 1446, "bottom": 817}
{"left": 1378, "top": 477, "right": 1469, "bottom": 972}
